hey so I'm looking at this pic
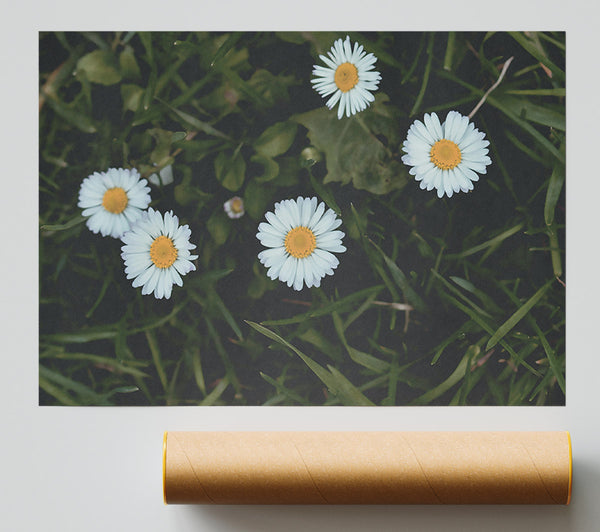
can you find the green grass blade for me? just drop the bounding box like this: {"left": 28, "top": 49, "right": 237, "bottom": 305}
{"left": 204, "top": 316, "right": 241, "bottom": 394}
{"left": 410, "top": 33, "right": 434, "bottom": 116}
{"left": 209, "top": 288, "right": 243, "bottom": 341}
{"left": 544, "top": 155, "right": 565, "bottom": 226}
{"left": 326, "top": 365, "right": 375, "bottom": 406}
{"left": 529, "top": 319, "right": 565, "bottom": 394}
{"left": 332, "top": 312, "right": 389, "bottom": 373}
{"left": 190, "top": 348, "right": 206, "bottom": 396}
{"left": 247, "top": 320, "right": 336, "bottom": 389}
{"left": 485, "top": 280, "right": 553, "bottom": 351}
{"left": 431, "top": 270, "right": 493, "bottom": 319}
{"left": 547, "top": 226, "right": 563, "bottom": 277}
{"left": 261, "top": 285, "right": 384, "bottom": 326}
{"left": 487, "top": 95, "right": 564, "bottom": 164}
{"left": 39, "top": 365, "right": 112, "bottom": 405}
{"left": 40, "top": 215, "right": 86, "bottom": 232}
{"left": 157, "top": 98, "right": 230, "bottom": 140}
{"left": 371, "top": 242, "right": 427, "bottom": 312}
{"left": 410, "top": 346, "right": 474, "bottom": 405}
{"left": 441, "top": 293, "right": 541, "bottom": 376}
{"left": 199, "top": 377, "right": 229, "bottom": 406}
{"left": 43, "top": 352, "right": 150, "bottom": 378}
{"left": 39, "top": 376, "right": 78, "bottom": 406}
{"left": 505, "top": 88, "right": 566, "bottom": 96}
{"left": 210, "top": 32, "right": 243, "bottom": 67}
{"left": 246, "top": 320, "right": 374, "bottom": 405}
{"left": 144, "top": 330, "right": 168, "bottom": 393}
{"left": 443, "top": 32, "right": 456, "bottom": 71}
{"left": 309, "top": 171, "right": 341, "bottom": 215}
{"left": 43, "top": 329, "right": 117, "bottom": 343}
{"left": 454, "top": 223, "right": 523, "bottom": 258}
{"left": 260, "top": 372, "right": 309, "bottom": 405}
{"left": 508, "top": 32, "right": 565, "bottom": 82}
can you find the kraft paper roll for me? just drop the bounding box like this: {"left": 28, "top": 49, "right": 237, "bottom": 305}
{"left": 163, "top": 431, "right": 572, "bottom": 505}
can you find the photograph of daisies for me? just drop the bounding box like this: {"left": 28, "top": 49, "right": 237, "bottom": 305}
{"left": 39, "top": 31, "right": 565, "bottom": 406}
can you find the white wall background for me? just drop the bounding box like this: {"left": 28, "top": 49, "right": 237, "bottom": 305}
{"left": 4, "top": 1, "right": 599, "bottom": 530}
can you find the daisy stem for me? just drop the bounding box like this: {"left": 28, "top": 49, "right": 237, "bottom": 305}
{"left": 468, "top": 56, "right": 514, "bottom": 119}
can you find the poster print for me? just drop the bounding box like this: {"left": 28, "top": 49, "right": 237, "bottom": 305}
{"left": 39, "top": 31, "right": 565, "bottom": 406}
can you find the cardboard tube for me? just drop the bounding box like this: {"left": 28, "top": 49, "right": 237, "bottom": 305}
{"left": 163, "top": 431, "right": 572, "bottom": 505}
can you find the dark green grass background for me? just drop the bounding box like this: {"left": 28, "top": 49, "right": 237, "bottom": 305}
{"left": 39, "top": 31, "right": 565, "bottom": 406}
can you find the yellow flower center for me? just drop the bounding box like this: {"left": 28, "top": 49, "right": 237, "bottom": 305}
{"left": 284, "top": 226, "right": 316, "bottom": 259}
{"left": 102, "top": 187, "right": 128, "bottom": 214}
{"left": 150, "top": 235, "right": 178, "bottom": 269}
{"left": 230, "top": 197, "right": 244, "bottom": 213}
{"left": 334, "top": 62, "right": 359, "bottom": 92}
{"left": 430, "top": 139, "right": 462, "bottom": 170}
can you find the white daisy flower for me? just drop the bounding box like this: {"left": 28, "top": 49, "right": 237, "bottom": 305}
{"left": 401, "top": 111, "right": 492, "bottom": 198}
{"left": 78, "top": 167, "right": 151, "bottom": 238}
{"left": 311, "top": 35, "right": 381, "bottom": 119}
{"left": 223, "top": 196, "right": 245, "bottom": 219}
{"left": 256, "top": 197, "right": 346, "bottom": 291}
{"left": 120, "top": 208, "right": 198, "bottom": 300}
{"left": 148, "top": 164, "right": 174, "bottom": 186}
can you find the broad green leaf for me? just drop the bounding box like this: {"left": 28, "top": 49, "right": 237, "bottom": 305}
{"left": 173, "top": 175, "right": 213, "bottom": 207}
{"left": 121, "top": 84, "right": 144, "bottom": 113}
{"left": 147, "top": 128, "right": 178, "bottom": 166}
{"left": 214, "top": 150, "right": 246, "bottom": 191}
{"left": 119, "top": 45, "right": 141, "bottom": 80}
{"left": 485, "top": 280, "right": 553, "bottom": 351}
{"left": 206, "top": 208, "right": 231, "bottom": 246}
{"left": 250, "top": 154, "right": 280, "bottom": 183}
{"left": 244, "top": 178, "right": 275, "bottom": 220}
{"left": 76, "top": 50, "right": 122, "bottom": 85}
{"left": 254, "top": 121, "right": 297, "bottom": 158}
{"left": 293, "top": 98, "right": 408, "bottom": 194}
